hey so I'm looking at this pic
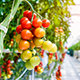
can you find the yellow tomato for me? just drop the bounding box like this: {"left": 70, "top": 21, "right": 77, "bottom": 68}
{"left": 7, "top": 74, "right": 11, "bottom": 79}
{"left": 34, "top": 38, "right": 44, "bottom": 47}
{"left": 42, "top": 41, "right": 53, "bottom": 51}
{"left": 30, "top": 56, "right": 40, "bottom": 66}
{"left": 22, "top": 50, "right": 32, "bottom": 60}
{"left": 49, "top": 43, "right": 57, "bottom": 53}
{"left": 25, "top": 60, "right": 34, "bottom": 70}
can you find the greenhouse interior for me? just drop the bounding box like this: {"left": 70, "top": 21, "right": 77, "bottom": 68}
{"left": 0, "top": 0, "right": 80, "bottom": 80}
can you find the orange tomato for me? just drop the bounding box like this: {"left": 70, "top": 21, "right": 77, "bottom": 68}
{"left": 19, "top": 40, "right": 30, "bottom": 50}
{"left": 21, "top": 29, "right": 33, "bottom": 40}
{"left": 34, "top": 28, "right": 45, "bottom": 38}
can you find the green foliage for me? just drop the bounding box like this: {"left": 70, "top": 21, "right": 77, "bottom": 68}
{"left": 69, "top": 41, "right": 80, "bottom": 50}
{"left": 0, "top": 0, "right": 75, "bottom": 46}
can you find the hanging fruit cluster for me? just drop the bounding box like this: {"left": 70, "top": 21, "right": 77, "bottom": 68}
{"left": 56, "top": 65, "right": 62, "bottom": 80}
{"left": 54, "top": 27, "right": 65, "bottom": 53}
{"left": 15, "top": 10, "right": 57, "bottom": 70}
{"left": 40, "top": 49, "right": 44, "bottom": 58}
{"left": 34, "top": 61, "right": 44, "bottom": 74}
{"left": 1, "top": 58, "right": 13, "bottom": 80}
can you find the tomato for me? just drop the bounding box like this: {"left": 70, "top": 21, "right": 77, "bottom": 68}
{"left": 25, "top": 60, "right": 34, "bottom": 70}
{"left": 27, "top": 12, "right": 37, "bottom": 20}
{"left": 7, "top": 64, "right": 10, "bottom": 67}
{"left": 27, "top": 11, "right": 32, "bottom": 20}
{"left": 7, "top": 67, "right": 10, "bottom": 71}
{"left": 21, "top": 20, "right": 32, "bottom": 29}
{"left": 33, "top": 38, "right": 44, "bottom": 47}
{"left": 23, "top": 10, "right": 29, "bottom": 17}
{"left": 39, "top": 67, "right": 43, "bottom": 73}
{"left": 33, "top": 13, "right": 37, "bottom": 20}
{"left": 19, "top": 40, "right": 30, "bottom": 50}
{"left": 16, "top": 25, "right": 23, "bottom": 34}
{"left": 4, "top": 76, "right": 7, "bottom": 80}
{"left": 7, "top": 60, "right": 11, "bottom": 64}
{"left": 42, "top": 41, "right": 53, "bottom": 51}
{"left": 37, "top": 66, "right": 41, "bottom": 71}
{"left": 49, "top": 44, "right": 57, "bottom": 53}
{"left": 21, "top": 29, "right": 33, "bottom": 40}
{"left": 23, "top": 10, "right": 36, "bottom": 20}
{"left": 7, "top": 74, "right": 11, "bottom": 79}
{"left": 15, "top": 34, "right": 21, "bottom": 43}
{"left": 42, "top": 19, "right": 50, "bottom": 28}
{"left": 32, "top": 18, "right": 42, "bottom": 28}
{"left": 34, "top": 28, "right": 45, "bottom": 38}
{"left": 30, "top": 56, "right": 40, "bottom": 66}
{"left": 22, "top": 50, "right": 32, "bottom": 60}
{"left": 20, "top": 17, "right": 29, "bottom": 24}
{"left": 8, "top": 71, "right": 13, "bottom": 75}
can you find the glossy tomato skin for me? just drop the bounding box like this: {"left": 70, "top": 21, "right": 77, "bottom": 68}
{"left": 27, "top": 11, "right": 32, "bottom": 20}
{"left": 22, "top": 50, "right": 32, "bottom": 60}
{"left": 21, "top": 29, "right": 33, "bottom": 40}
{"left": 42, "top": 41, "right": 53, "bottom": 51}
{"left": 30, "top": 56, "right": 40, "bottom": 66}
{"left": 33, "top": 38, "right": 44, "bottom": 47}
{"left": 25, "top": 60, "right": 34, "bottom": 70}
{"left": 20, "top": 17, "right": 29, "bottom": 24}
{"left": 32, "top": 18, "right": 42, "bottom": 28}
{"left": 16, "top": 25, "right": 23, "bottom": 34}
{"left": 33, "top": 13, "right": 37, "bottom": 20}
{"left": 19, "top": 40, "right": 30, "bottom": 50}
{"left": 23, "top": 10, "right": 29, "bottom": 17}
{"left": 23, "top": 10, "right": 36, "bottom": 20}
{"left": 34, "top": 28, "right": 45, "bottom": 38}
{"left": 21, "top": 20, "right": 32, "bottom": 29}
{"left": 42, "top": 19, "right": 50, "bottom": 28}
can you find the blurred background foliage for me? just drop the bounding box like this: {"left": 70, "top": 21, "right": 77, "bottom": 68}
{"left": 0, "top": 0, "right": 75, "bottom": 47}
{"left": 69, "top": 41, "right": 80, "bottom": 50}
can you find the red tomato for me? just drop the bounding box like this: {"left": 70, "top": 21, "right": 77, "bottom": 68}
{"left": 20, "top": 17, "right": 29, "bottom": 24}
{"left": 21, "top": 20, "right": 32, "bottom": 29}
{"left": 32, "top": 18, "right": 42, "bottom": 28}
{"left": 23, "top": 10, "right": 29, "bottom": 17}
{"left": 28, "top": 12, "right": 37, "bottom": 20}
{"left": 21, "top": 29, "right": 33, "bottom": 40}
{"left": 16, "top": 25, "right": 23, "bottom": 34}
{"left": 7, "top": 68, "right": 11, "bottom": 71}
{"left": 7, "top": 60, "right": 11, "bottom": 64}
{"left": 42, "top": 19, "right": 50, "bottom": 28}
{"left": 33, "top": 13, "right": 37, "bottom": 20}
{"left": 27, "top": 11, "right": 32, "bottom": 20}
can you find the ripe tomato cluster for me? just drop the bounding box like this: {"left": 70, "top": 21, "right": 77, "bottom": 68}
{"left": 34, "top": 62, "right": 44, "bottom": 74}
{"left": 56, "top": 65, "right": 62, "bottom": 80}
{"left": 48, "top": 53, "right": 53, "bottom": 65}
{"left": 40, "top": 49, "right": 44, "bottom": 58}
{"left": 15, "top": 10, "right": 57, "bottom": 70}
{"left": 1, "top": 59, "right": 13, "bottom": 79}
